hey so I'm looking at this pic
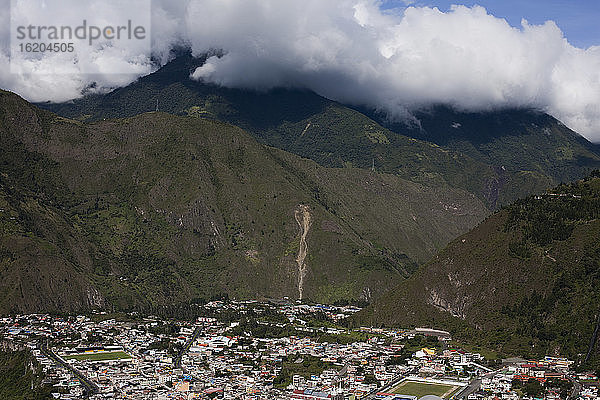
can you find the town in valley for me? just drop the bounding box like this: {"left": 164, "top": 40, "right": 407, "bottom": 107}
{"left": 2, "top": 300, "right": 597, "bottom": 400}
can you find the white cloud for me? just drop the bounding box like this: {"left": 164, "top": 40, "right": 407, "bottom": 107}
{"left": 0, "top": 0, "right": 599, "bottom": 141}
{"left": 0, "top": 0, "right": 153, "bottom": 102}
{"left": 185, "top": 1, "right": 600, "bottom": 141}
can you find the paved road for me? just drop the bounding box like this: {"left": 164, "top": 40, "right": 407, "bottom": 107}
{"left": 39, "top": 341, "right": 99, "bottom": 396}
{"left": 454, "top": 377, "right": 481, "bottom": 399}
{"left": 363, "top": 373, "right": 407, "bottom": 400}
{"left": 334, "top": 363, "right": 350, "bottom": 385}
{"left": 174, "top": 325, "right": 201, "bottom": 369}
{"left": 567, "top": 375, "right": 582, "bottom": 400}
{"left": 454, "top": 369, "right": 501, "bottom": 399}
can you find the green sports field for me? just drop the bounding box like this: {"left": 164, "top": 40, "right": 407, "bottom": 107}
{"left": 391, "top": 380, "right": 460, "bottom": 398}
{"left": 64, "top": 351, "right": 132, "bottom": 361}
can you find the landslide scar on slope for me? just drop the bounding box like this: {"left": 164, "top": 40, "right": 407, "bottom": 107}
{"left": 294, "top": 205, "right": 312, "bottom": 300}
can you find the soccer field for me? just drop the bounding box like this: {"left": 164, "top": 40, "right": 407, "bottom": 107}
{"left": 391, "top": 380, "right": 460, "bottom": 398}
{"left": 65, "top": 351, "right": 132, "bottom": 361}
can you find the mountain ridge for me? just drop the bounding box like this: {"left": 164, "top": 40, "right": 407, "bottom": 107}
{"left": 354, "top": 173, "right": 600, "bottom": 371}
{"left": 39, "top": 52, "right": 600, "bottom": 210}
{"left": 0, "top": 89, "right": 488, "bottom": 313}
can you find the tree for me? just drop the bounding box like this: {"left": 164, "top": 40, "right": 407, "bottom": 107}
{"left": 363, "top": 374, "right": 378, "bottom": 385}
{"left": 523, "top": 378, "right": 544, "bottom": 398}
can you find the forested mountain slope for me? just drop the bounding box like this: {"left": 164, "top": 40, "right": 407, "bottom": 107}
{"left": 0, "top": 90, "right": 487, "bottom": 313}
{"left": 356, "top": 174, "right": 600, "bottom": 371}
{"left": 42, "top": 52, "right": 600, "bottom": 209}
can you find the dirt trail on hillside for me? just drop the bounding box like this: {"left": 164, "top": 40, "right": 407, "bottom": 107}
{"left": 300, "top": 122, "right": 311, "bottom": 136}
{"left": 294, "top": 205, "right": 311, "bottom": 300}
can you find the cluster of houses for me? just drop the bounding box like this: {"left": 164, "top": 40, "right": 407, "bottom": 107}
{"left": 1, "top": 302, "right": 598, "bottom": 400}
{"left": 468, "top": 357, "right": 599, "bottom": 400}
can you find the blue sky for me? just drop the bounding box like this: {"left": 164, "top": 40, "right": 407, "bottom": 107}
{"left": 382, "top": 0, "right": 600, "bottom": 49}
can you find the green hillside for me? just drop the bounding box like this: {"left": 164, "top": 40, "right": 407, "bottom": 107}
{"left": 42, "top": 53, "right": 497, "bottom": 203}
{"left": 365, "top": 105, "right": 600, "bottom": 206}
{"left": 40, "top": 54, "right": 600, "bottom": 209}
{"left": 0, "top": 349, "right": 51, "bottom": 399}
{"left": 0, "top": 90, "right": 488, "bottom": 313}
{"left": 355, "top": 173, "right": 600, "bottom": 371}
{"left": 40, "top": 53, "right": 600, "bottom": 209}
